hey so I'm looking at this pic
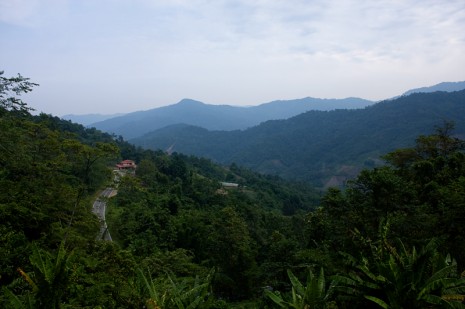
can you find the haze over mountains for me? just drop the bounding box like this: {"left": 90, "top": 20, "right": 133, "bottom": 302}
{"left": 131, "top": 90, "right": 465, "bottom": 188}
{"left": 61, "top": 81, "right": 465, "bottom": 187}
{"left": 64, "top": 81, "right": 465, "bottom": 140}
{"left": 61, "top": 113, "right": 125, "bottom": 126}
{"left": 89, "top": 97, "right": 373, "bottom": 139}
{"left": 402, "top": 81, "right": 465, "bottom": 96}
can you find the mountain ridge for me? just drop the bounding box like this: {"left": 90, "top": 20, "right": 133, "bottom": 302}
{"left": 90, "top": 96, "right": 374, "bottom": 139}
{"left": 131, "top": 90, "right": 465, "bottom": 187}
{"left": 63, "top": 80, "right": 465, "bottom": 130}
{"left": 402, "top": 81, "right": 465, "bottom": 96}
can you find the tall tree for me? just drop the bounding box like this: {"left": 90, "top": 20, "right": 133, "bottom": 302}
{"left": 0, "top": 71, "right": 38, "bottom": 115}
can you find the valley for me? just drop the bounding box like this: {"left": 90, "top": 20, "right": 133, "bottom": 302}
{"left": 2, "top": 72, "right": 465, "bottom": 307}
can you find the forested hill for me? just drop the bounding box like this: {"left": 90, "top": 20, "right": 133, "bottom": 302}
{"left": 132, "top": 90, "right": 465, "bottom": 187}
{"left": 0, "top": 72, "right": 321, "bottom": 306}
{"left": 3, "top": 72, "right": 465, "bottom": 307}
{"left": 90, "top": 97, "right": 373, "bottom": 139}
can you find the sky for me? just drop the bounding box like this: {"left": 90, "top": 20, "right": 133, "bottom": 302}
{"left": 1, "top": 0, "right": 465, "bottom": 116}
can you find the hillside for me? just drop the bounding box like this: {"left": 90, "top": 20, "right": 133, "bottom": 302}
{"left": 90, "top": 97, "right": 373, "bottom": 139}
{"left": 3, "top": 72, "right": 465, "bottom": 307}
{"left": 131, "top": 90, "right": 465, "bottom": 187}
{"left": 0, "top": 79, "right": 322, "bottom": 305}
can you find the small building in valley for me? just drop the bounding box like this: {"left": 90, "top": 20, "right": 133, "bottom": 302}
{"left": 116, "top": 159, "right": 137, "bottom": 171}
{"left": 216, "top": 182, "right": 240, "bottom": 196}
{"left": 220, "top": 182, "right": 239, "bottom": 188}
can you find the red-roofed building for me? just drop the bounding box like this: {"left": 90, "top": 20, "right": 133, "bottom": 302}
{"left": 116, "top": 159, "right": 137, "bottom": 170}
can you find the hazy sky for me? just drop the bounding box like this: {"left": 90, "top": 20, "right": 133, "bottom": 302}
{"left": 1, "top": 0, "right": 465, "bottom": 116}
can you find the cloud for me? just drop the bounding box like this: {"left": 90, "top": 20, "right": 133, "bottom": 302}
{"left": 0, "top": 0, "right": 68, "bottom": 27}
{"left": 1, "top": 0, "right": 465, "bottom": 115}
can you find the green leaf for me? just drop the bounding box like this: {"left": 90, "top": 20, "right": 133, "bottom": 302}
{"left": 365, "top": 295, "right": 389, "bottom": 309}
{"left": 287, "top": 269, "right": 305, "bottom": 297}
{"left": 264, "top": 290, "right": 287, "bottom": 308}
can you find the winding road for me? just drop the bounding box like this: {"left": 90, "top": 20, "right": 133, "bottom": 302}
{"left": 92, "top": 188, "right": 116, "bottom": 241}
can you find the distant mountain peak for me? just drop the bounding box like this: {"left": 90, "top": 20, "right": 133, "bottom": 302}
{"left": 176, "top": 98, "right": 205, "bottom": 105}
{"left": 402, "top": 81, "right": 465, "bottom": 96}
{"left": 90, "top": 96, "right": 374, "bottom": 139}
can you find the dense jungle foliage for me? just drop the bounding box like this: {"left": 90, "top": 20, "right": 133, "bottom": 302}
{"left": 1, "top": 72, "right": 465, "bottom": 308}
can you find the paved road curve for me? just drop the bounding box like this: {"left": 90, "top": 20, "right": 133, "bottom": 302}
{"left": 92, "top": 188, "right": 115, "bottom": 241}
